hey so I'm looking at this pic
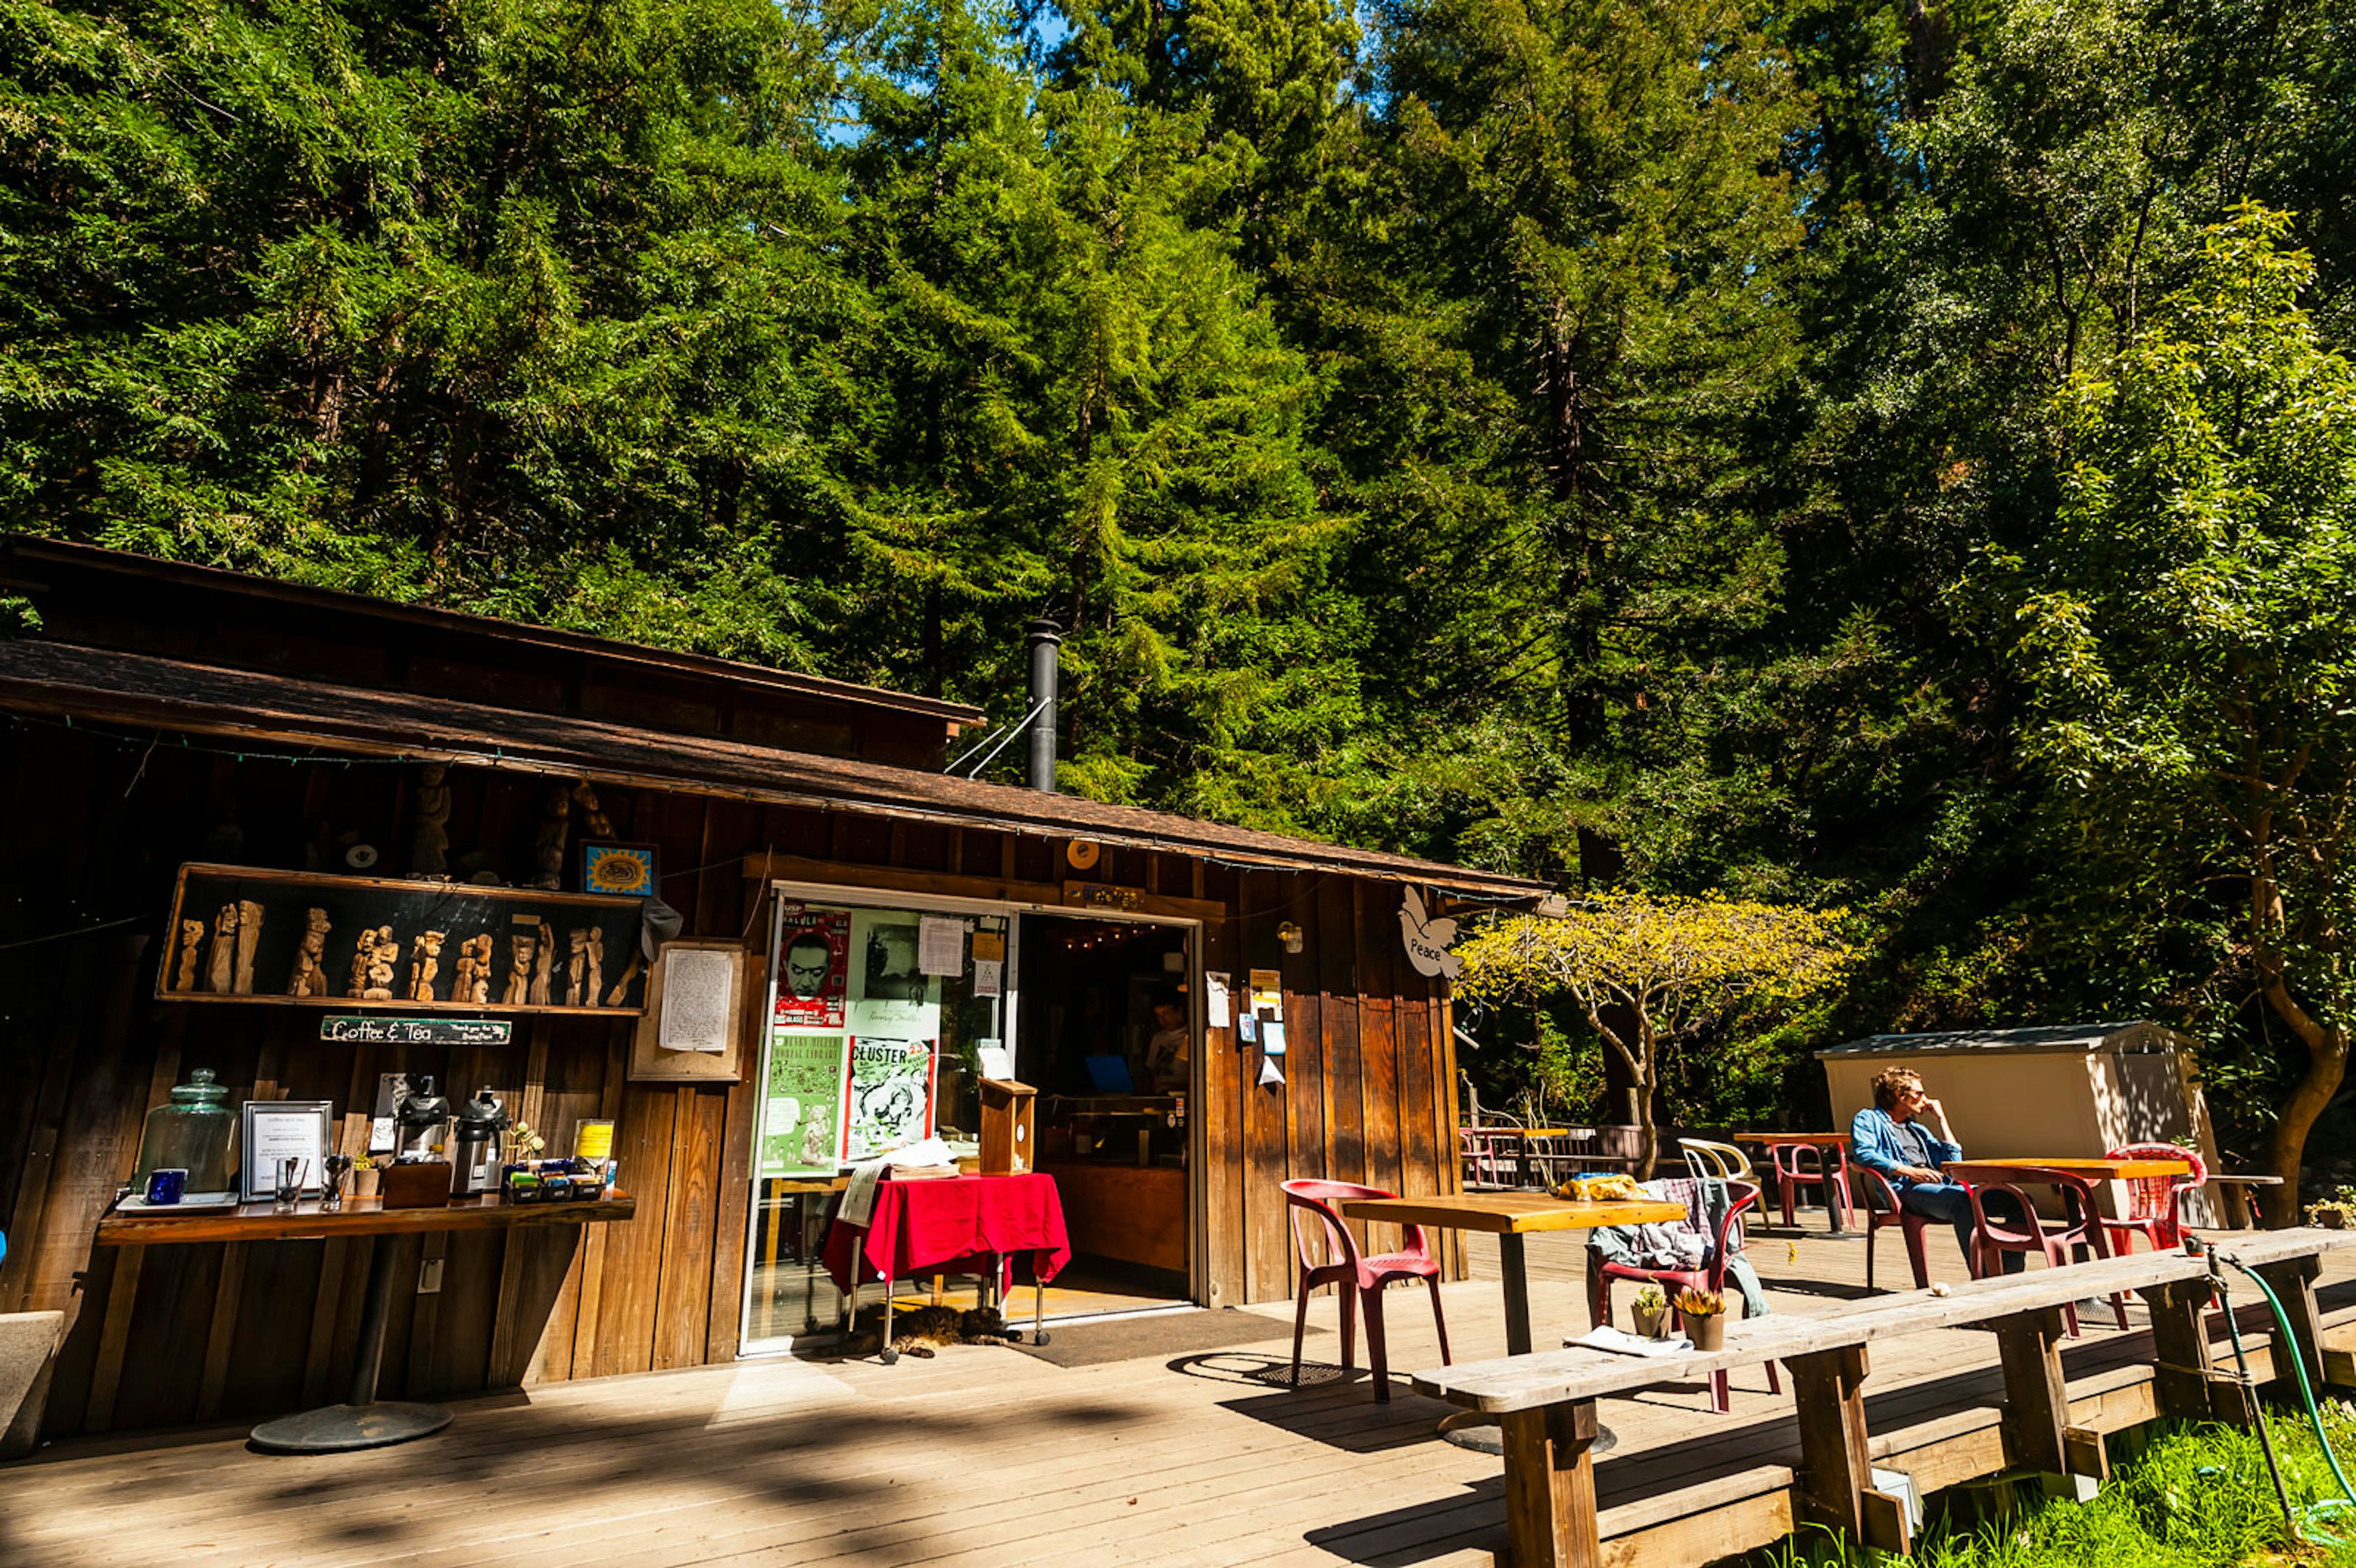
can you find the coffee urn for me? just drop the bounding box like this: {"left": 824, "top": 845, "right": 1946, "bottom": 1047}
{"left": 393, "top": 1075, "right": 451, "bottom": 1163}
{"left": 452, "top": 1086, "right": 509, "bottom": 1197}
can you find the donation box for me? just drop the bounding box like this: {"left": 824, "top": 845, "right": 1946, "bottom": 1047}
{"left": 979, "top": 1079, "right": 1037, "bottom": 1176}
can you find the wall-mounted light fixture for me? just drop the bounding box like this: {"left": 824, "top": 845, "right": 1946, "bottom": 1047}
{"left": 1277, "top": 921, "right": 1304, "bottom": 955}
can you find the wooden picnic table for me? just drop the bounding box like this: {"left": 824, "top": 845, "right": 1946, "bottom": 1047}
{"left": 1341, "top": 1192, "right": 1686, "bottom": 1357}
{"left": 1461, "top": 1126, "right": 1630, "bottom": 1189}
{"left": 1731, "top": 1131, "right": 1856, "bottom": 1236}
{"left": 1966, "top": 1155, "right": 2193, "bottom": 1180}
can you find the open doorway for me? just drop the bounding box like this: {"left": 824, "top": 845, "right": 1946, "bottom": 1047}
{"left": 1013, "top": 911, "right": 1195, "bottom": 1319}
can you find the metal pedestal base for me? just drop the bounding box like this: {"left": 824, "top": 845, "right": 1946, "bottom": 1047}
{"left": 250, "top": 1401, "right": 453, "bottom": 1453}
{"left": 250, "top": 1232, "right": 450, "bottom": 1455}
{"left": 1438, "top": 1410, "right": 1617, "bottom": 1458}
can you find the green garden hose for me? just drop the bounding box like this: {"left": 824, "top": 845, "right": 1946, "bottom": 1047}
{"left": 2211, "top": 1248, "right": 2356, "bottom": 1545}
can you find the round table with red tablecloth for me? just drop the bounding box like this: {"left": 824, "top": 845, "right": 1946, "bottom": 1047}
{"left": 823, "top": 1172, "right": 1071, "bottom": 1357}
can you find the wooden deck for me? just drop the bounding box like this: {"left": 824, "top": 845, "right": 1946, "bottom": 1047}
{"left": 7, "top": 1223, "right": 2352, "bottom": 1568}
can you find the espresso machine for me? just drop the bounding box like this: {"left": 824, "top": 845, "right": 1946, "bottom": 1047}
{"left": 392, "top": 1075, "right": 450, "bottom": 1163}
{"left": 452, "top": 1086, "right": 509, "bottom": 1197}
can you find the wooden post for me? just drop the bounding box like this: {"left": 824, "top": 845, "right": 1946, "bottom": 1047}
{"left": 2141, "top": 1278, "right": 2237, "bottom": 1423}
{"left": 1499, "top": 1399, "right": 1601, "bottom": 1568}
{"left": 1993, "top": 1306, "right": 2071, "bottom": 1475}
{"left": 1787, "top": 1344, "right": 1874, "bottom": 1543}
{"left": 2255, "top": 1255, "right": 2326, "bottom": 1395}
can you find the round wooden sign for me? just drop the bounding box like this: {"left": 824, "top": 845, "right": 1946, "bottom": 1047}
{"left": 1066, "top": 839, "right": 1101, "bottom": 870}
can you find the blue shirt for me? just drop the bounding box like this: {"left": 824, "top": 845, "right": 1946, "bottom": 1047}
{"left": 1849, "top": 1106, "right": 1961, "bottom": 1191}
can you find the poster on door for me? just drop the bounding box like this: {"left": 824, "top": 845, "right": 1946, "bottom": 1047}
{"left": 772, "top": 904, "right": 850, "bottom": 1029}
{"left": 758, "top": 1030, "right": 852, "bottom": 1177}
{"left": 841, "top": 1037, "right": 938, "bottom": 1162}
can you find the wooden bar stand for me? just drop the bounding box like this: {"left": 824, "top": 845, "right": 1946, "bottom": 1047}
{"left": 98, "top": 1194, "right": 634, "bottom": 1454}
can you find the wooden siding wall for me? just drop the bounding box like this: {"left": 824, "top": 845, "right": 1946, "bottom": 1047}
{"left": 0, "top": 725, "right": 1458, "bottom": 1440}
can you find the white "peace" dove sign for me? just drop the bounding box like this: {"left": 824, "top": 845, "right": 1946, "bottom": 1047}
{"left": 1398, "top": 888, "right": 1462, "bottom": 979}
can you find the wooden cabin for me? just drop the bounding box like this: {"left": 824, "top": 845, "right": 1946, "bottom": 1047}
{"left": 0, "top": 540, "right": 1542, "bottom": 1439}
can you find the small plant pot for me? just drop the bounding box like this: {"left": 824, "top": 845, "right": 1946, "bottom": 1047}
{"left": 2316, "top": 1208, "right": 2347, "bottom": 1229}
{"left": 1631, "top": 1305, "right": 1666, "bottom": 1340}
{"left": 1687, "top": 1315, "right": 1726, "bottom": 1352}
{"left": 352, "top": 1166, "right": 382, "bottom": 1199}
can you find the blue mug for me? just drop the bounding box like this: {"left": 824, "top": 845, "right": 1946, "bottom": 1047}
{"left": 145, "top": 1167, "right": 188, "bottom": 1205}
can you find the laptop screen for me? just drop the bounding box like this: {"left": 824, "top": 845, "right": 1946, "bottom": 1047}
{"left": 1084, "top": 1054, "right": 1135, "bottom": 1093}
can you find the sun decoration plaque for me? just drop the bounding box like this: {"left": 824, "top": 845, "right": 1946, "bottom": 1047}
{"left": 581, "top": 842, "right": 658, "bottom": 897}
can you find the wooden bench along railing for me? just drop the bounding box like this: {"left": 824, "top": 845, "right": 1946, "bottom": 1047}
{"left": 1411, "top": 1229, "right": 2356, "bottom": 1568}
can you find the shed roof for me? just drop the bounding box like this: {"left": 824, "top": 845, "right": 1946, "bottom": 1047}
{"left": 0, "top": 638, "right": 1548, "bottom": 897}
{"left": 1814, "top": 1021, "right": 2193, "bottom": 1058}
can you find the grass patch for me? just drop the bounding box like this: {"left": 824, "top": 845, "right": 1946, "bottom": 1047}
{"left": 1754, "top": 1404, "right": 2356, "bottom": 1566}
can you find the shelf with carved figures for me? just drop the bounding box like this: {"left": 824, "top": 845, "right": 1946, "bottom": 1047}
{"left": 158, "top": 863, "right": 649, "bottom": 1017}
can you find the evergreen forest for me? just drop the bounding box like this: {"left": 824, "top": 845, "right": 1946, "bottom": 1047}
{"left": 6, "top": 0, "right": 2355, "bottom": 1175}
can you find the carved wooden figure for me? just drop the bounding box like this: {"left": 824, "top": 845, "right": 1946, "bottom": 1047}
{"left": 565, "top": 928, "right": 588, "bottom": 1007}
{"left": 532, "top": 785, "right": 571, "bottom": 890}
{"left": 603, "top": 949, "right": 644, "bottom": 1008}
{"left": 584, "top": 929, "right": 604, "bottom": 1007}
{"left": 410, "top": 761, "right": 452, "bottom": 878}
{"left": 173, "top": 920, "right": 204, "bottom": 991}
{"left": 231, "top": 900, "right": 264, "bottom": 994}
{"left": 571, "top": 780, "right": 617, "bottom": 839}
{"left": 503, "top": 928, "right": 536, "bottom": 1006}
{"left": 530, "top": 919, "right": 555, "bottom": 1005}
{"left": 409, "top": 930, "right": 447, "bottom": 1002}
{"left": 206, "top": 905, "right": 238, "bottom": 993}
{"left": 349, "top": 927, "right": 378, "bottom": 996}
{"left": 285, "top": 908, "right": 332, "bottom": 997}
{"left": 451, "top": 934, "right": 479, "bottom": 1005}
{"left": 465, "top": 933, "right": 495, "bottom": 1004}
{"left": 364, "top": 928, "right": 400, "bottom": 1001}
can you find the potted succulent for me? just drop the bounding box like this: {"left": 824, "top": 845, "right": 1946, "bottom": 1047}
{"left": 351, "top": 1155, "right": 382, "bottom": 1200}
{"left": 1630, "top": 1283, "right": 1669, "bottom": 1340}
{"left": 1675, "top": 1287, "right": 1728, "bottom": 1351}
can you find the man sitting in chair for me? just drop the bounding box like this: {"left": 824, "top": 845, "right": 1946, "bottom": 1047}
{"left": 1850, "top": 1067, "right": 2027, "bottom": 1275}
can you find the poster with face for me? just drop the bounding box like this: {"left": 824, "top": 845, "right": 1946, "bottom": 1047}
{"left": 772, "top": 904, "right": 850, "bottom": 1029}
{"left": 841, "top": 1037, "right": 937, "bottom": 1162}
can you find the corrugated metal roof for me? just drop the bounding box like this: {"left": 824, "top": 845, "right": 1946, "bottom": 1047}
{"left": 0, "top": 639, "right": 1549, "bottom": 897}
{"left": 1814, "top": 1021, "right": 2192, "bottom": 1058}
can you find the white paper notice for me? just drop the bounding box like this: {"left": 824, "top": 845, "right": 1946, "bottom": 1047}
{"left": 978, "top": 1045, "right": 1015, "bottom": 1080}
{"left": 660, "top": 947, "right": 737, "bottom": 1053}
{"left": 1257, "top": 1056, "right": 1285, "bottom": 1088}
{"left": 918, "top": 915, "right": 965, "bottom": 977}
{"left": 1206, "top": 972, "right": 1232, "bottom": 1029}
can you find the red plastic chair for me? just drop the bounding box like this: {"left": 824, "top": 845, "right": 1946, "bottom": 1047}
{"left": 1587, "top": 1180, "right": 1782, "bottom": 1413}
{"left": 1281, "top": 1180, "right": 1451, "bottom": 1402}
{"left": 1959, "top": 1167, "right": 2127, "bottom": 1336}
{"left": 1852, "top": 1165, "right": 1934, "bottom": 1292}
{"left": 2102, "top": 1142, "right": 2208, "bottom": 1253}
{"left": 1773, "top": 1141, "right": 1855, "bottom": 1229}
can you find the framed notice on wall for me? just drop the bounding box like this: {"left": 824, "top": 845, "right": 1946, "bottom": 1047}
{"left": 629, "top": 940, "right": 752, "bottom": 1083}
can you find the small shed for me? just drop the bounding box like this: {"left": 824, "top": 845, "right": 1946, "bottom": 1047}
{"left": 1815, "top": 1022, "right": 2225, "bottom": 1223}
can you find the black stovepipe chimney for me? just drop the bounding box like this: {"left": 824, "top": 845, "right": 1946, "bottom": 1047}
{"left": 1025, "top": 618, "right": 1061, "bottom": 794}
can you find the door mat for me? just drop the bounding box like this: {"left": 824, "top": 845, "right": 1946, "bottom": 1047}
{"left": 1008, "top": 1309, "right": 1326, "bottom": 1369}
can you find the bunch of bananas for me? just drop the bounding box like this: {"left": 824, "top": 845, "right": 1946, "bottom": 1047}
{"left": 1553, "top": 1173, "right": 1641, "bottom": 1202}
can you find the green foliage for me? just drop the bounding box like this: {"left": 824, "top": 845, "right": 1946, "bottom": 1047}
{"left": 8, "top": 0, "right": 2356, "bottom": 1189}
{"left": 1763, "top": 1410, "right": 2356, "bottom": 1566}
{"left": 1980, "top": 206, "right": 2356, "bottom": 1207}
{"left": 1460, "top": 893, "right": 1853, "bottom": 1170}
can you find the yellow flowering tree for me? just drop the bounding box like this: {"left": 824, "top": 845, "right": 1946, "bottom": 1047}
{"left": 1458, "top": 893, "right": 1854, "bottom": 1178}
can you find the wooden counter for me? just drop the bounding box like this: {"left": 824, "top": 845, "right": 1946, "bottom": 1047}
{"left": 1041, "top": 1162, "right": 1185, "bottom": 1275}
{"left": 96, "top": 1193, "right": 635, "bottom": 1246}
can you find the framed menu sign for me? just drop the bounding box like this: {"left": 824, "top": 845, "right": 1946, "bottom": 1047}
{"left": 239, "top": 1100, "right": 334, "bottom": 1201}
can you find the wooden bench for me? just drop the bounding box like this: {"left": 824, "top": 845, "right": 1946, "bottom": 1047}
{"left": 1411, "top": 1230, "right": 2356, "bottom": 1568}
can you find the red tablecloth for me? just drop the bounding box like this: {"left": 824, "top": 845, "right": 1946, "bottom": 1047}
{"left": 824, "top": 1173, "right": 1071, "bottom": 1293}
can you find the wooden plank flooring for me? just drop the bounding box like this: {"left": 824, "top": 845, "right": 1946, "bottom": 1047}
{"left": 6, "top": 1223, "right": 2350, "bottom": 1568}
